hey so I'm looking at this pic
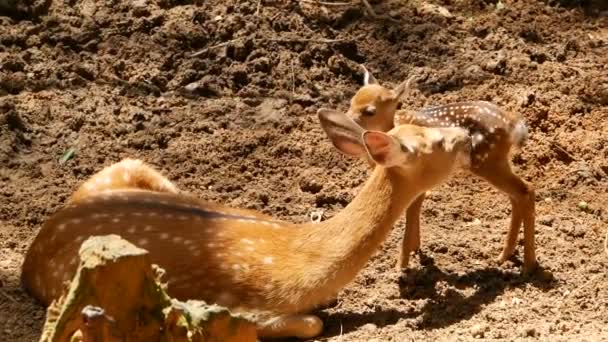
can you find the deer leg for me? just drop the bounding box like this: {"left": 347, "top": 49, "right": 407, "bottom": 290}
{"left": 69, "top": 158, "right": 180, "bottom": 204}
{"left": 398, "top": 193, "right": 425, "bottom": 270}
{"left": 473, "top": 160, "right": 537, "bottom": 272}
{"left": 257, "top": 314, "right": 323, "bottom": 339}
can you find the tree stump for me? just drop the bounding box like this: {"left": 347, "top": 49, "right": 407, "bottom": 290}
{"left": 38, "top": 234, "right": 257, "bottom": 342}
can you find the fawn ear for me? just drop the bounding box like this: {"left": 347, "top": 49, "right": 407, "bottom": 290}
{"left": 361, "top": 65, "right": 377, "bottom": 85}
{"left": 318, "top": 108, "right": 366, "bottom": 157}
{"left": 390, "top": 75, "right": 416, "bottom": 100}
{"left": 362, "top": 131, "right": 407, "bottom": 167}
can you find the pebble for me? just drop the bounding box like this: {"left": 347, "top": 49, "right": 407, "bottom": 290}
{"left": 360, "top": 323, "right": 377, "bottom": 332}
{"left": 470, "top": 323, "right": 488, "bottom": 338}
{"left": 577, "top": 201, "right": 589, "bottom": 211}
{"left": 539, "top": 215, "right": 555, "bottom": 227}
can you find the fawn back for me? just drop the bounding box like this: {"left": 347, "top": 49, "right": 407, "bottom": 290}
{"left": 348, "top": 66, "right": 528, "bottom": 167}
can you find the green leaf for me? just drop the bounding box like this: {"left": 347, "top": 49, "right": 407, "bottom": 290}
{"left": 59, "top": 147, "right": 76, "bottom": 164}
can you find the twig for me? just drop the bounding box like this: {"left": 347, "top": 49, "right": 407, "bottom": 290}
{"left": 551, "top": 141, "right": 578, "bottom": 161}
{"left": 190, "top": 37, "right": 344, "bottom": 58}
{"left": 256, "top": 0, "right": 262, "bottom": 15}
{"left": 190, "top": 39, "right": 241, "bottom": 58}
{"left": 604, "top": 229, "right": 608, "bottom": 255}
{"left": 0, "top": 289, "right": 18, "bottom": 304}
{"left": 557, "top": 273, "right": 603, "bottom": 310}
{"left": 360, "top": 0, "right": 399, "bottom": 22}
{"left": 266, "top": 37, "right": 345, "bottom": 43}
{"left": 300, "top": 0, "right": 353, "bottom": 6}
{"left": 360, "top": 0, "right": 377, "bottom": 16}
{"left": 290, "top": 59, "right": 296, "bottom": 102}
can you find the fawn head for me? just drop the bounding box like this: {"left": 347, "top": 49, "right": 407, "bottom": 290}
{"left": 318, "top": 108, "right": 470, "bottom": 184}
{"left": 347, "top": 65, "right": 412, "bottom": 132}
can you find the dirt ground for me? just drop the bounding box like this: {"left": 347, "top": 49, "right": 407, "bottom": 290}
{"left": 1, "top": 0, "right": 608, "bottom": 341}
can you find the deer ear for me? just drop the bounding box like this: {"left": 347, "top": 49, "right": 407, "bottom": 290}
{"left": 361, "top": 65, "right": 377, "bottom": 85}
{"left": 362, "top": 131, "right": 405, "bottom": 167}
{"left": 318, "top": 108, "right": 367, "bottom": 157}
{"left": 392, "top": 75, "right": 416, "bottom": 99}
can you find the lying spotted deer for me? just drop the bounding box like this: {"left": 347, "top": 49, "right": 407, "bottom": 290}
{"left": 22, "top": 109, "right": 471, "bottom": 339}
{"left": 347, "top": 65, "right": 537, "bottom": 273}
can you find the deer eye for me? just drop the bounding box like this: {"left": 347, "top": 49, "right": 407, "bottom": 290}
{"left": 400, "top": 143, "right": 414, "bottom": 153}
{"left": 362, "top": 106, "right": 376, "bottom": 116}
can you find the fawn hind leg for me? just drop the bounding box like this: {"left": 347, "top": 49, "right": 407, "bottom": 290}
{"left": 257, "top": 314, "right": 323, "bottom": 339}
{"left": 398, "top": 193, "right": 425, "bottom": 270}
{"left": 69, "top": 158, "right": 180, "bottom": 204}
{"left": 473, "top": 159, "right": 537, "bottom": 272}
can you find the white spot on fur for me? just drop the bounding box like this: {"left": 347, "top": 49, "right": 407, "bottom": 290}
{"left": 241, "top": 238, "right": 254, "bottom": 245}
{"left": 57, "top": 223, "right": 66, "bottom": 231}
{"left": 144, "top": 225, "right": 153, "bottom": 232}
{"left": 472, "top": 133, "right": 484, "bottom": 147}
{"left": 510, "top": 119, "right": 528, "bottom": 147}
{"left": 160, "top": 233, "right": 169, "bottom": 240}
{"left": 112, "top": 218, "right": 120, "bottom": 223}
{"left": 263, "top": 256, "right": 273, "bottom": 264}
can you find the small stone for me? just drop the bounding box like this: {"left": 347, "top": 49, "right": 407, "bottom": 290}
{"left": 470, "top": 323, "right": 487, "bottom": 338}
{"left": 577, "top": 201, "right": 588, "bottom": 211}
{"left": 361, "top": 323, "right": 377, "bottom": 332}
{"left": 462, "top": 65, "right": 488, "bottom": 83}
{"left": 539, "top": 215, "right": 554, "bottom": 227}
{"left": 417, "top": 3, "right": 453, "bottom": 18}
{"left": 467, "top": 218, "right": 482, "bottom": 226}
{"left": 183, "top": 76, "right": 221, "bottom": 97}
{"left": 74, "top": 63, "right": 96, "bottom": 81}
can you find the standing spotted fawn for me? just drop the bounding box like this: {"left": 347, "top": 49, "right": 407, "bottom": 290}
{"left": 21, "top": 109, "right": 471, "bottom": 340}
{"left": 346, "top": 65, "right": 537, "bottom": 273}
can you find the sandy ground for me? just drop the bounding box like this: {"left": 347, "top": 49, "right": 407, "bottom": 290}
{"left": 1, "top": 0, "right": 607, "bottom": 340}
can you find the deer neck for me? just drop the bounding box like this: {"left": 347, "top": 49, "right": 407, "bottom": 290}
{"left": 286, "top": 166, "right": 418, "bottom": 307}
